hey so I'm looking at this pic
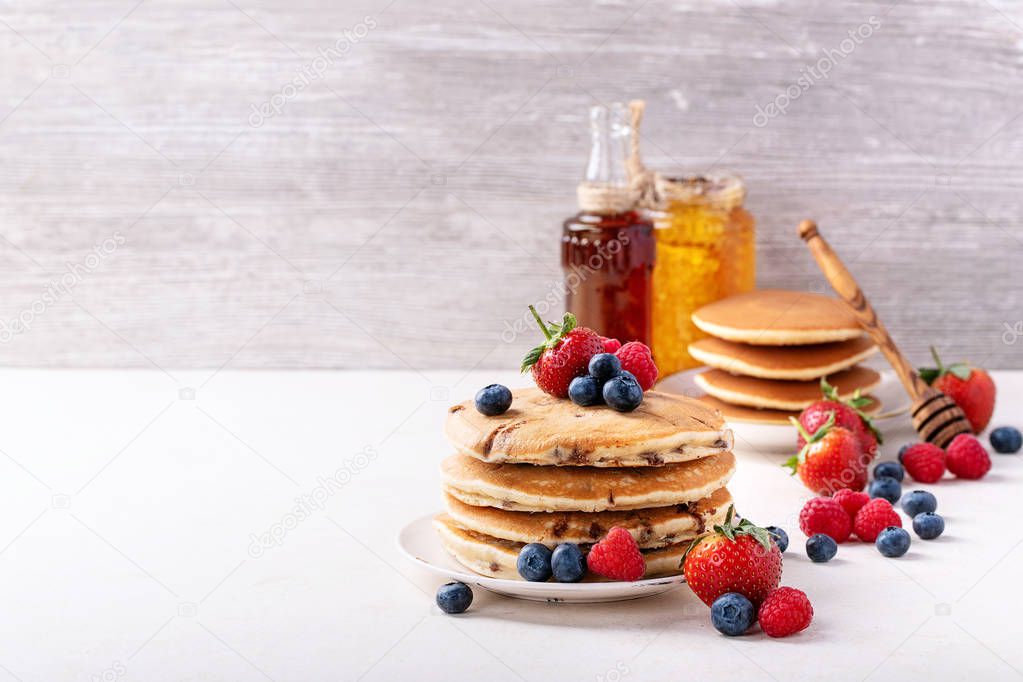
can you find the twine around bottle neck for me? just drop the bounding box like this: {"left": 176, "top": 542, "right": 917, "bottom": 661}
{"left": 576, "top": 181, "right": 637, "bottom": 215}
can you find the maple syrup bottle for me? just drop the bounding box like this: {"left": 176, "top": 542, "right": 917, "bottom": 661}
{"left": 561, "top": 104, "right": 655, "bottom": 346}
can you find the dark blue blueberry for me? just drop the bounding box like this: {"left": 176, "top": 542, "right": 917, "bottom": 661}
{"left": 516, "top": 543, "right": 553, "bottom": 581}
{"left": 897, "top": 443, "right": 913, "bottom": 463}
{"left": 990, "top": 426, "right": 1022, "bottom": 454}
{"left": 602, "top": 374, "right": 643, "bottom": 412}
{"left": 551, "top": 543, "right": 586, "bottom": 583}
{"left": 436, "top": 581, "right": 473, "bottom": 614}
{"left": 901, "top": 490, "right": 937, "bottom": 517}
{"left": 874, "top": 460, "right": 904, "bottom": 482}
{"left": 568, "top": 376, "right": 603, "bottom": 407}
{"left": 868, "top": 476, "right": 902, "bottom": 504}
{"left": 710, "top": 592, "right": 755, "bottom": 636}
{"left": 876, "top": 526, "right": 911, "bottom": 557}
{"left": 587, "top": 353, "right": 622, "bottom": 382}
{"left": 765, "top": 526, "right": 789, "bottom": 553}
{"left": 806, "top": 533, "right": 838, "bottom": 563}
{"left": 474, "top": 384, "right": 512, "bottom": 416}
{"left": 912, "top": 512, "right": 945, "bottom": 540}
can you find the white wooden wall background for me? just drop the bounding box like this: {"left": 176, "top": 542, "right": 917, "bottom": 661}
{"left": 0, "top": 0, "right": 1021, "bottom": 372}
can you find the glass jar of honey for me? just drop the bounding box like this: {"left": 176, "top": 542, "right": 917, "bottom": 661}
{"left": 648, "top": 173, "right": 755, "bottom": 375}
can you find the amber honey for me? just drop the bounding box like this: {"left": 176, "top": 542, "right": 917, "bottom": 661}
{"left": 649, "top": 174, "right": 755, "bottom": 375}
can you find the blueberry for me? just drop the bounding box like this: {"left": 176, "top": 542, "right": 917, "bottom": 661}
{"left": 587, "top": 353, "right": 622, "bottom": 382}
{"left": 901, "top": 490, "right": 937, "bottom": 517}
{"left": 897, "top": 443, "right": 913, "bottom": 463}
{"left": 551, "top": 543, "right": 586, "bottom": 583}
{"left": 876, "top": 526, "right": 911, "bottom": 557}
{"left": 990, "top": 426, "right": 1022, "bottom": 454}
{"left": 806, "top": 533, "right": 838, "bottom": 563}
{"left": 474, "top": 384, "right": 512, "bottom": 416}
{"left": 568, "top": 376, "right": 603, "bottom": 406}
{"left": 603, "top": 374, "right": 643, "bottom": 412}
{"left": 874, "top": 460, "right": 904, "bottom": 482}
{"left": 765, "top": 526, "right": 789, "bottom": 553}
{"left": 516, "top": 543, "right": 553, "bottom": 581}
{"left": 868, "top": 476, "right": 902, "bottom": 504}
{"left": 436, "top": 581, "right": 473, "bottom": 614}
{"left": 710, "top": 592, "right": 755, "bottom": 636}
{"left": 912, "top": 512, "right": 945, "bottom": 540}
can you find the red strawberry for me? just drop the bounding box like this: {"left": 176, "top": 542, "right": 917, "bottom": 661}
{"left": 786, "top": 412, "right": 869, "bottom": 494}
{"left": 615, "top": 341, "right": 658, "bottom": 391}
{"left": 599, "top": 336, "right": 622, "bottom": 354}
{"left": 901, "top": 443, "right": 946, "bottom": 483}
{"left": 798, "top": 497, "right": 852, "bottom": 543}
{"left": 920, "top": 347, "right": 996, "bottom": 433}
{"left": 797, "top": 379, "right": 882, "bottom": 459}
{"left": 682, "top": 507, "right": 783, "bottom": 608}
{"left": 832, "top": 489, "right": 869, "bottom": 521}
{"left": 587, "top": 526, "right": 645, "bottom": 581}
{"left": 853, "top": 498, "right": 901, "bottom": 542}
{"left": 758, "top": 587, "right": 813, "bottom": 638}
{"left": 521, "top": 307, "right": 603, "bottom": 399}
{"left": 945, "top": 433, "right": 991, "bottom": 480}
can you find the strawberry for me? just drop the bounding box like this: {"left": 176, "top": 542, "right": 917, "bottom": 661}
{"left": 520, "top": 307, "right": 603, "bottom": 399}
{"left": 786, "top": 412, "right": 869, "bottom": 494}
{"left": 682, "top": 506, "right": 783, "bottom": 608}
{"left": 587, "top": 526, "right": 645, "bottom": 581}
{"left": 796, "top": 379, "right": 882, "bottom": 459}
{"left": 615, "top": 341, "right": 658, "bottom": 390}
{"left": 919, "top": 346, "right": 996, "bottom": 433}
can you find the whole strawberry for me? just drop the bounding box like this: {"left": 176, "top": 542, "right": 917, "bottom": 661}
{"left": 682, "top": 507, "right": 783, "bottom": 608}
{"left": 521, "top": 307, "right": 603, "bottom": 399}
{"left": 945, "top": 433, "right": 991, "bottom": 480}
{"left": 587, "top": 526, "right": 645, "bottom": 581}
{"left": 797, "top": 379, "right": 881, "bottom": 459}
{"left": 615, "top": 341, "right": 658, "bottom": 391}
{"left": 920, "top": 346, "right": 996, "bottom": 433}
{"left": 786, "top": 413, "right": 869, "bottom": 494}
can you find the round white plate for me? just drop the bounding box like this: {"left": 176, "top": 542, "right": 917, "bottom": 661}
{"left": 397, "top": 515, "right": 685, "bottom": 603}
{"left": 656, "top": 368, "right": 911, "bottom": 453}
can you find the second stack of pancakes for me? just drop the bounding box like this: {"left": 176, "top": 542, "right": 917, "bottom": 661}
{"left": 689, "top": 289, "right": 880, "bottom": 424}
{"left": 436, "top": 388, "right": 736, "bottom": 580}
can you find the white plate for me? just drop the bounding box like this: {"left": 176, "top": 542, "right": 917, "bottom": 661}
{"left": 656, "top": 368, "right": 911, "bottom": 454}
{"left": 397, "top": 515, "right": 685, "bottom": 603}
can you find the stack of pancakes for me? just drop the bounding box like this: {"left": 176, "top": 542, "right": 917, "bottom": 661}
{"left": 688, "top": 290, "right": 881, "bottom": 424}
{"left": 435, "top": 388, "right": 736, "bottom": 580}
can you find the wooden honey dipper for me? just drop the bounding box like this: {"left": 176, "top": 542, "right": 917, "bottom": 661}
{"left": 798, "top": 220, "right": 972, "bottom": 448}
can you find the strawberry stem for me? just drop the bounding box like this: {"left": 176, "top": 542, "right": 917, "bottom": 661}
{"left": 930, "top": 345, "right": 943, "bottom": 372}
{"left": 529, "top": 305, "right": 552, "bottom": 342}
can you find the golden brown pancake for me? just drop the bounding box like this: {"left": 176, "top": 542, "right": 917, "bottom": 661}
{"left": 694, "top": 366, "right": 881, "bottom": 411}
{"left": 441, "top": 451, "right": 736, "bottom": 512}
{"left": 688, "top": 335, "right": 877, "bottom": 380}
{"left": 443, "top": 487, "right": 731, "bottom": 549}
{"left": 444, "top": 388, "right": 732, "bottom": 467}
{"left": 697, "top": 394, "right": 880, "bottom": 425}
{"left": 691, "top": 290, "right": 862, "bottom": 345}
{"left": 434, "top": 514, "right": 691, "bottom": 580}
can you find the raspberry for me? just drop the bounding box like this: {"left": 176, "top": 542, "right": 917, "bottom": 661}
{"left": 798, "top": 497, "right": 852, "bottom": 543}
{"left": 599, "top": 336, "right": 622, "bottom": 354}
{"left": 615, "top": 341, "right": 658, "bottom": 391}
{"left": 945, "top": 434, "right": 991, "bottom": 480}
{"left": 758, "top": 587, "right": 813, "bottom": 638}
{"left": 901, "top": 443, "right": 946, "bottom": 483}
{"left": 587, "top": 527, "right": 645, "bottom": 581}
{"left": 853, "top": 498, "right": 901, "bottom": 542}
{"left": 832, "top": 489, "right": 869, "bottom": 521}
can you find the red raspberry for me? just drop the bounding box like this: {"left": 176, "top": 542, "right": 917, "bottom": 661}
{"left": 798, "top": 497, "right": 852, "bottom": 543}
{"left": 945, "top": 433, "right": 991, "bottom": 480}
{"left": 853, "top": 498, "right": 901, "bottom": 542}
{"left": 758, "top": 587, "right": 814, "bottom": 638}
{"left": 599, "top": 336, "right": 622, "bottom": 354}
{"left": 832, "top": 489, "right": 869, "bottom": 521}
{"left": 901, "top": 443, "right": 946, "bottom": 483}
{"left": 615, "top": 341, "right": 658, "bottom": 391}
{"left": 587, "top": 527, "right": 645, "bottom": 581}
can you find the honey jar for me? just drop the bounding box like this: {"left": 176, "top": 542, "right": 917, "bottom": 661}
{"left": 648, "top": 173, "right": 755, "bottom": 375}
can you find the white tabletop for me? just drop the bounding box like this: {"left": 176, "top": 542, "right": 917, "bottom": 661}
{"left": 2, "top": 368, "right": 1021, "bottom": 681}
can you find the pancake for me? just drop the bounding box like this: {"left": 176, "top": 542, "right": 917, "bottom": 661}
{"left": 441, "top": 451, "right": 736, "bottom": 512}
{"left": 698, "top": 394, "right": 880, "bottom": 425}
{"left": 688, "top": 336, "right": 877, "bottom": 380}
{"left": 691, "top": 290, "right": 862, "bottom": 345}
{"left": 443, "top": 487, "right": 732, "bottom": 549}
{"left": 434, "top": 514, "right": 691, "bottom": 580}
{"left": 445, "top": 388, "right": 732, "bottom": 467}
{"left": 694, "top": 366, "right": 881, "bottom": 411}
